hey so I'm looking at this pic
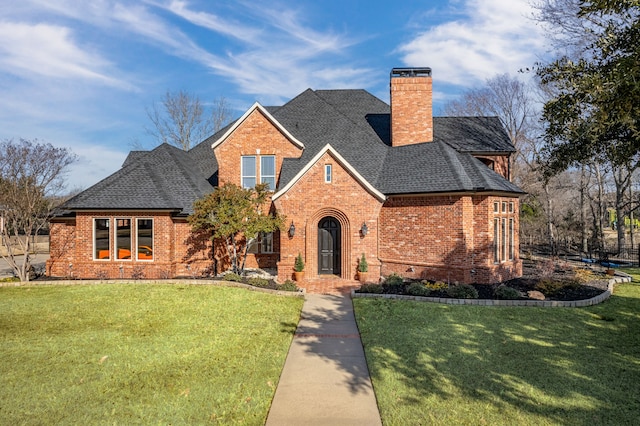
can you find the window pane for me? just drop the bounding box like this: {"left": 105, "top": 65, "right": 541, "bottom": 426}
{"left": 247, "top": 235, "right": 259, "bottom": 253}
{"left": 493, "top": 202, "right": 499, "bottom": 213}
{"left": 261, "top": 156, "right": 276, "bottom": 189}
{"left": 116, "top": 218, "right": 132, "bottom": 260}
{"left": 494, "top": 218, "right": 499, "bottom": 263}
{"left": 137, "top": 219, "right": 153, "bottom": 260}
{"left": 94, "top": 218, "right": 110, "bottom": 260}
{"left": 242, "top": 156, "right": 256, "bottom": 188}
{"left": 325, "top": 164, "right": 332, "bottom": 183}
{"left": 261, "top": 232, "right": 273, "bottom": 253}
{"left": 508, "top": 218, "right": 514, "bottom": 260}
{"left": 501, "top": 218, "right": 507, "bottom": 262}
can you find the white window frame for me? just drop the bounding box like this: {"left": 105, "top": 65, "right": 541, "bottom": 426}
{"left": 93, "top": 218, "right": 111, "bottom": 261}
{"left": 136, "top": 218, "right": 154, "bottom": 261}
{"left": 260, "top": 155, "right": 276, "bottom": 190}
{"left": 325, "top": 164, "right": 332, "bottom": 183}
{"left": 241, "top": 155, "right": 257, "bottom": 189}
{"left": 261, "top": 232, "right": 274, "bottom": 253}
{"left": 115, "top": 218, "right": 132, "bottom": 261}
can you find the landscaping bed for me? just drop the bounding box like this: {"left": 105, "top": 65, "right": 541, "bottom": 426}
{"left": 356, "top": 258, "right": 612, "bottom": 301}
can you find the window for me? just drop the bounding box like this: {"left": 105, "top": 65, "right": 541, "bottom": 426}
{"left": 261, "top": 156, "right": 276, "bottom": 190}
{"left": 325, "top": 164, "right": 332, "bottom": 183}
{"left": 247, "top": 232, "right": 273, "bottom": 254}
{"left": 94, "top": 218, "right": 110, "bottom": 260}
{"left": 241, "top": 156, "right": 256, "bottom": 188}
{"left": 493, "top": 199, "right": 516, "bottom": 264}
{"left": 137, "top": 219, "right": 153, "bottom": 261}
{"left": 116, "top": 218, "right": 132, "bottom": 260}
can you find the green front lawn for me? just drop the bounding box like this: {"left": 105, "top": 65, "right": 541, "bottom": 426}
{"left": 355, "top": 282, "right": 640, "bottom": 425}
{"left": 0, "top": 284, "right": 303, "bottom": 425}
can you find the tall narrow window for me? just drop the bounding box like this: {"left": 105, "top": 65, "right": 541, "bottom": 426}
{"left": 241, "top": 156, "right": 256, "bottom": 189}
{"left": 501, "top": 218, "right": 507, "bottom": 262}
{"left": 261, "top": 156, "right": 276, "bottom": 190}
{"left": 261, "top": 232, "right": 273, "bottom": 253}
{"left": 508, "top": 218, "right": 514, "bottom": 260}
{"left": 494, "top": 218, "right": 499, "bottom": 263}
{"left": 325, "top": 164, "right": 332, "bottom": 183}
{"left": 137, "top": 219, "right": 153, "bottom": 261}
{"left": 94, "top": 218, "right": 110, "bottom": 260}
{"left": 116, "top": 218, "right": 132, "bottom": 260}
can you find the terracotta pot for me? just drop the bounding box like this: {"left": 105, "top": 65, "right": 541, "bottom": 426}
{"left": 358, "top": 271, "right": 369, "bottom": 283}
{"left": 293, "top": 271, "right": 305, "bottom": 282}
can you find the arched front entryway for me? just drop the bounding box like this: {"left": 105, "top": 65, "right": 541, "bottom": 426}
{"left": 318, "top": 217, "right": 341, "bottom": 275}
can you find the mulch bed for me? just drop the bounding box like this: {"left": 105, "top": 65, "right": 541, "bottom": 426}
{"left": 365, "top": 258, "right": 613, "bottom": 301}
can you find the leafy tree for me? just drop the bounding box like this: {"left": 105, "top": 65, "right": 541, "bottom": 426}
{"left": 146, "top": 90, "right": 231, "bottom": 151}
{"left": 537, "top": 0, "right": 640, "bottom": 250}
{"left": 188, "top": 183, "right": 284, "bottom": 275}
{"left": 0, "top": 138, "right": 77, "bottom": 281}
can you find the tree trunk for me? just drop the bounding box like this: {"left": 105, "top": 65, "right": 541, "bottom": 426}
{"left": 580, "top": 165, "right": 588, "bottom": 253}
{"left": 543, "top": 182, "right": 556, "bottom": 255}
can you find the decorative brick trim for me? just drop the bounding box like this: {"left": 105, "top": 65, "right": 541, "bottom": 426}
{"left": 351, "top": 274, "right": 632, "bottom": 307}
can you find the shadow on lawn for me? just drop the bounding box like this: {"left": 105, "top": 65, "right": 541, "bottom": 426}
{"left": 354, "top": 287, "right": 640, "bottom": 424}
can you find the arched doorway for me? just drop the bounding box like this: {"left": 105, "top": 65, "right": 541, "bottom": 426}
{"left": 318, "top": 217, "right": 341, "bottom": 275}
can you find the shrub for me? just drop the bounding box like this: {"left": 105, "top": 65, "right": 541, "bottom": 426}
{"left": 294, "top": 253, "right": 305, "bottom": 272}
{"left": 382, "top": 273, "right": 404, "bottom": 293}
{"left": 446, "top": 284, "right": 479, "bottom": 299}
{"left": 494, "top": 285, "right": 521, "bottom": 300}
{"left": 0, "top": 277, "right": 19, "bottom": 283}
{"left": 279, "top": 280, "right": 298, "bottom": 292}
{"left": 423, "top": 280, "right": 448, "bottom": 291}
{"left": 358, "top": 253, "right": 368, "bottom": 272}
{"left": 248, "top": 277, "right": 270, "bottom": 288}
{"left": 357, "top": 283, "right": 383, "bottom": 294}
{"left": 223, "top": 272, "right": 243, "bottom": 282}
{"left": 535, "top": 257, "right": 557, "bottom": 279}
{"left": 407, "top": 282, "right": 431, "bottom": 297}
{"left": 535, "top": 279, "right": 565, "bottom": 296}
{"left": 574, "top": 268, "right": 596, "bottom": 283}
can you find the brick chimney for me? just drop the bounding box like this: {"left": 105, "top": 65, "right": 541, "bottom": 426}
{"left": 390, "top": 67, "right": 433, "bottom": 146}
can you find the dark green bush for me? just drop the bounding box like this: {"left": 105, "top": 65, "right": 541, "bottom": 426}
{"left": 247, "top": 277, "right": 270, "bottom": 288}
{"left": 223, "top": 273, "right": 242, "bottom": 282}
{"left": 383, "top": 273, "right": 405, "bottom": 293}
{"left": 279, "top": 280, "right": 298, "bottom": 292}
{"left": 407, "top": 282, "right": 431, "bottom": 297}
{"left": 357, "top": 283, "right": 383, "bottom": 294}
{"left": 446, "top": 284, "right": 479, "bottom": 299}
{"left": 494, "top": 285, "right": 521, "bottom": 300}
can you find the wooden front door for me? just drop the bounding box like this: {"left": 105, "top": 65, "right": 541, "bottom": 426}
{"left": 318, "top": 217, "right": 341, "bottom": 275}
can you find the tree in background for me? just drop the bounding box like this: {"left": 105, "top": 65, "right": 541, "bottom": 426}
{"left": 536, "top": 0, "right": 640, "bottom": 252}
{"left": 0, "top": 138, "right": 77, "bottom": 281}
{"left": 188, "top": 183, "right": 284, "bottom": 275}
{"left": 146, "top": 90, "right": 231, "bottom": 151}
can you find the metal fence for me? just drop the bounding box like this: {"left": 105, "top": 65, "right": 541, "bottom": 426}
{"left": 521, "top": 243, "right": 640, "bottom": 267}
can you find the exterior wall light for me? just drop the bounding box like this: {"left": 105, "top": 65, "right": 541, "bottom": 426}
{"left": 288, "top": 221, "right": 296, "bottom": 238}
{"left": 361, "top": 222, "right": 368, "bottom": 237}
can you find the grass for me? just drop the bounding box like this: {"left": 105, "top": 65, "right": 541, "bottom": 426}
{"left": 354, "top": 279, "right": 640, "bottom": 425}
{"left": 0, "top": 284, "right": 303, "bottom": 425}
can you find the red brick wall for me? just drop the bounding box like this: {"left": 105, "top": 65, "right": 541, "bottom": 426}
{"left": 475, "top": 154, "right": 511, "bottom": 180}
{"left": 47, "top": 212, "right": 215, "bottom": 280}
{"left": 379, "top": 194, "right": 521, "bottom": 284}
{"left": 390, "top": 75, "right": 433, "bottom": 146}
{"left": 214, "top": 108, "right": 303, "bottom": 187}
{"left": 273, "top": 152, "right": 383, "bottom": 287}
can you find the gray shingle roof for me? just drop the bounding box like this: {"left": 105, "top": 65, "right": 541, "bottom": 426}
{"left": 60, "top": 88, "right": 523, "bottom": 214}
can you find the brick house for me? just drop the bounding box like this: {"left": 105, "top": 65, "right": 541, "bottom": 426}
{"left": 48, "top": 67, "right": 524, "bottom": 292}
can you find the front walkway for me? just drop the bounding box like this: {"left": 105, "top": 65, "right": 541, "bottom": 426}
{"left": 266, "top": 294, "right": 381, "bottom": 426}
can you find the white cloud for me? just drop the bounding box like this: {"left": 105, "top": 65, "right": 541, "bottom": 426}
{"left": 0, "top": 22, "right": 131, "bottom": 89}
{"left": 399, "top": 0, "right": 546, "bottom": 87}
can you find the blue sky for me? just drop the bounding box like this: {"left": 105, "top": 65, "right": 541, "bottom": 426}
{"left": 0, "top": 0, "right": 547, "bottom": 191}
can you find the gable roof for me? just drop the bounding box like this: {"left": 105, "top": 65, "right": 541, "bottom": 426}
{"left": 273, "top": 144, "right": 386, "bottom": 202}
{"left": 59, "top": 87, "right": 523, "bottom": 215}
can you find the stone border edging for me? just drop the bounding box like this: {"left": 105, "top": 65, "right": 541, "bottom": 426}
{"left": 351, "top": 273, "right": 632, "bottom": 307}
{"left": 0, "top": 278, "right": 306, "bottom": 298}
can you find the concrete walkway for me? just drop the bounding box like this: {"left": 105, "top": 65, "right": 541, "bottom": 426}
{"left": 266, "top": 294, "right": 382, "bottom": 426}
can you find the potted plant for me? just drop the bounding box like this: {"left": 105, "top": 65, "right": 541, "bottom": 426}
{"left": 358, "top": 253, "right": 369, "bottom": 283}
{"left": 293, "top": 253, "right": 305, "bottom": 282}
